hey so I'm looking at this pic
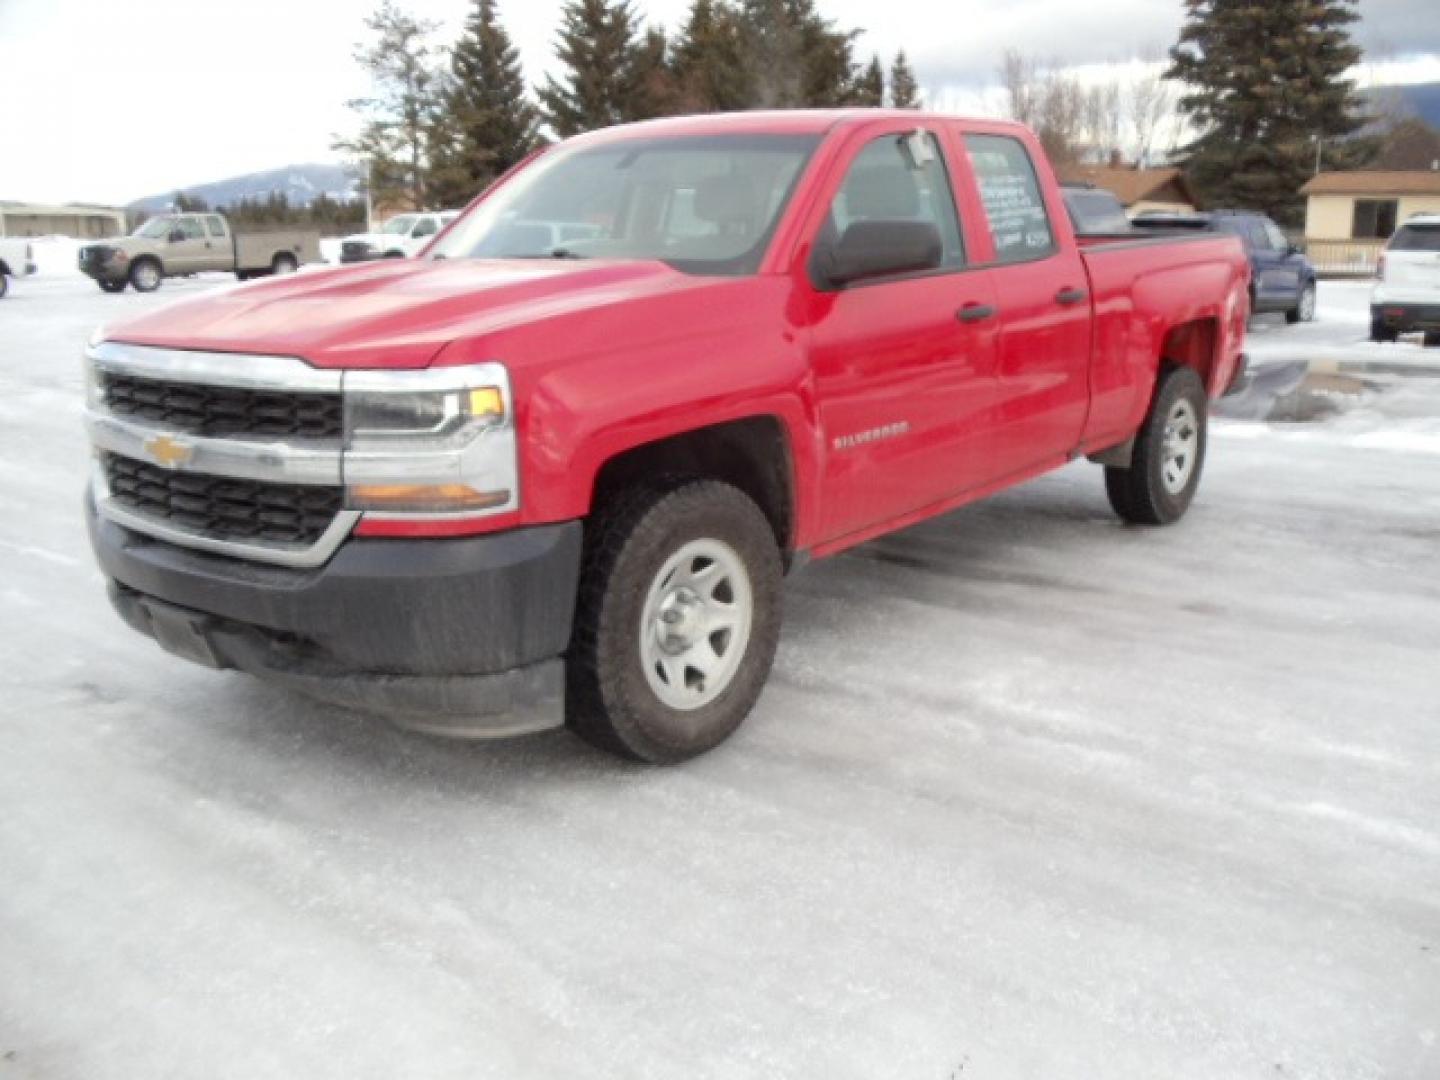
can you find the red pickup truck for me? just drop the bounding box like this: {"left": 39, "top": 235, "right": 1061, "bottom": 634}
{"left": 85, "top": 111, "right": 1249, "bottom": 762}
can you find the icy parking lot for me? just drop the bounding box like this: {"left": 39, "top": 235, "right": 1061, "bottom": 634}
{"left": 1, "top": 272, "right": 1438, "bottom": 1080}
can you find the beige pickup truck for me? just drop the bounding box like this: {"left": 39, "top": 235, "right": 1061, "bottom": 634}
{"left": 78, "top": 213, "right": 321, "bottom": 293}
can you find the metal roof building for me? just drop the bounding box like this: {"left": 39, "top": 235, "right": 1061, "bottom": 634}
{"left": 0, "top": 201, "right": 127, "bottom": 239}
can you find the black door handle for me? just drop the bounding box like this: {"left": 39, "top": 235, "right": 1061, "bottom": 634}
{"left": 957, "top": 302, "right": 996, "bottom": 324}
{"left": 1055, "top": 287, "right": 1087, "bottom": 306}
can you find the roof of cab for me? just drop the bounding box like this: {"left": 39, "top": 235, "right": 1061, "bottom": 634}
{"left": 566, "top": 109, "right": 1028, "bottom": 145}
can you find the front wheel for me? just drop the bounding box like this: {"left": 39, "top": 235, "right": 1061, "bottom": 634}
{"left": 129, "top": 259, "right": 161, "bottom": 293}
{"left": 567, "top": 480, "right": 783, "bottom": 763}
{"left": 1286, "top": 283, "right": 1316, "bottom": 324}
{"left": 1105, "top": 365, "right": 1208, "bottom": 526}
{"left": 0, "top": 274, "right": 8, "bottom": 299}
{"left": 99, "top": 279, "right": 127, "bottom": 293}
{"left": 1370, "top": 310, "right": 1398, "bottom": 343}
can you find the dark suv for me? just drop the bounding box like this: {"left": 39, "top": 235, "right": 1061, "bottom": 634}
{"left": 1134, "top": 209, "right": 1317, "bottom": 324}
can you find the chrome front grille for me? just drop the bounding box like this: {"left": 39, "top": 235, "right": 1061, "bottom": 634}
{"left": 86, "top": 342, "right": 357, "bottom": 568}
{"left": 100, "top": 370, "right": 343, "bottom": 439}
{"left": 102, "top": 453, "right": 344, "bottom": 547}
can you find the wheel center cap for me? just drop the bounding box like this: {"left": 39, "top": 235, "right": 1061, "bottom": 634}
{"left": 658, "top": 588, "right": 704, "bottom": 651}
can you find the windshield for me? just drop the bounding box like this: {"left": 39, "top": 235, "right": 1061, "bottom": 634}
{"left": 429, "top": 133, "right": 821, "bottom": 276}
{"left": 134, "top": 217, "right": 174, "bottom": 238}
{"left": 1390, "top": 223, "right": 1440, "bottom": 252}
{"left": 381, "top": 215, "right": 418, "bottom": 235}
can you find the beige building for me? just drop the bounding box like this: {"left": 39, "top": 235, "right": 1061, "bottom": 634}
{"left": 1300, "top": 170, "right": 1440, "bottom": 274}
{"left": 1055, "top": 165, "right": 1199, "bottom": 215}
{"left": 0, "top": 201, "right": 127, "bottom": 239}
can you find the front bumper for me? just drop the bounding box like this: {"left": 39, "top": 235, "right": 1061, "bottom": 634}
{"left": 1372, "top": 302, "right": 1440, "bottom": 333}
{"left": 88, "top": 495, "right": 583, "bottom": 736}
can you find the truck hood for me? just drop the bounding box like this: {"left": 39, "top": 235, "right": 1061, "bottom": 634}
{"left": 100, "top": 257, "right": 726, "bottom": 369}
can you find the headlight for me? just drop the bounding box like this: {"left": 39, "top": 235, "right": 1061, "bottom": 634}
{"left": 342, "top": 363, "right": 518, "bottom": 517}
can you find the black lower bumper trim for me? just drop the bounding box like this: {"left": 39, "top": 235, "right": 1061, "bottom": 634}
{"left": 88, "top": 492, "right": 583, "bottom": 677}
{"left": 1374, "top": 302, "right": 1440, "bottom": 331}
{"left": 110, "top": 584, "right": 565, "bottom": 733}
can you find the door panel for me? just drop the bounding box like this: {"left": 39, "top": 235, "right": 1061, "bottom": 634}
{"left": 961, "top": 133, "right": 1091, "bottom": 476}
{"left": 806, "top": 126, "right": 1000, "bottom": 543}
{"left": 164, "top": 216, "right": 209, "bottom": 273}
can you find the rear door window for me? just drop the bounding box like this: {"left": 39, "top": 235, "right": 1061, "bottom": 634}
{"left": 205, "top": 216, "right": 226, "bottom": 238}
{"left": 1390, "top": 224, "right": 1440, "bottom": 251}
{"left": 963, "top": 134, "right": 1056, "bottom": 263}
{"left": 176, "top": 217, "right": 205, "bottom": 240}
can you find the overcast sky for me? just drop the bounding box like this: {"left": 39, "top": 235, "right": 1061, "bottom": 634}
{"left": 2, "top": 0, "right": 1438, "bottom": 206}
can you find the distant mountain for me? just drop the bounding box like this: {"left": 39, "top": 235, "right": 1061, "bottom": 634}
{"left": 128, "top": 163, "right": 361, "bottom": 211}
{"left": 1367, "top": 82, "right": 1440, "bottom": 129}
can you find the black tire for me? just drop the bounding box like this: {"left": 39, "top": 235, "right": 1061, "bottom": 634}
{"left": 567, "top": 479, "right": 783, "bottom": 763}
{"left": 271, "top": 253, "right": 298, "bottom": 275}
{"left": 99, "top": 279, "right": 127, "bottom": 293}
{"left": 1286, "top": 283, "right": 1316, "bottom": 324}
{"left": 1370, "top": 310, "right": 1398, "bottom": 343}
{"left": 1425, "top": 332, "right": 1440, "bottom": 349}
{"left": 384, "top": 250, "right": 405, "bottom": 259}
{"left": 1105, "top": 365, "right": 1208, "bottom": 526}
{"left": 129, "top": 258, "right": 162, "bottom": 293}
{"left": 0, "top": 274, "right": 8, "bottom": 299}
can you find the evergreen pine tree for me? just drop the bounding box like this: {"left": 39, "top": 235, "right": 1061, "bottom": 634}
{"left": 889, "top": 50, "right": 920, "bottom": 108}
{"left": 736, "top": 0, "right": 856, "bottom": 108}
{"left": 672, "top": 0, "right": 749, "bottom": 112}
{"left": 1166, "top": 0, "right": 1373, "bottom": 223}
{"left": 538, "top": 0, "right": 648, "bottom": 137}
{"left": 430, "top": 0, "right": 539, "bottom": 207}
{"left": 854, "top": 54, "right": 884, "bottom": 107}
{"left": 627, "top": 26, "right": 681, "bottom": 120}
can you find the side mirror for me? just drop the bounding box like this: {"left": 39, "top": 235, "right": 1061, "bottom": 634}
{"left": 816, "top": 220, "right": 943, "bottom": 289}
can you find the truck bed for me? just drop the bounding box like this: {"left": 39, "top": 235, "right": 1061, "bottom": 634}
{"left": 234, "top": 229, "right": 321, "bottom": 272}
{"left": 1078, "top": 231, "right": 1249, "bottom": 451}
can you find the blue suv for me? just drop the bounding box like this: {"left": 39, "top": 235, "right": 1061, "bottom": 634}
{"left": 1134, "top": 209, "right": 1318, "bottom": 324}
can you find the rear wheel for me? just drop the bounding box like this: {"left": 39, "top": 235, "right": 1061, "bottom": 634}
{"left": 567, "top": 480, "right": 783, "bottom": 763}
{"left": 129, "top": 258, "right": 161, "bottom": 293}
{"left": 271, "top": 253, "right": 298, "bottom": 275}
{"left": 99, "top": 279, "right": 127, "bottom": 293}
{"left": 1286, "top": 283, "right": 1316, "bottom": 324}
{"left": 1105, "top": 365, "right": 1208, "bottom": 526}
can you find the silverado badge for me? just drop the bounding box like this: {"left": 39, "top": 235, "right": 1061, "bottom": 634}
{"left": 143, "top": 434, "right": 195, "bottom": 469}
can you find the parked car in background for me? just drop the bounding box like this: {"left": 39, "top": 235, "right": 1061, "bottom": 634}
{"left": 1134, "top": 209, "right": 1317, "bottom": 324}
{"left": 338, "top": 211, "right": 459, "bottom": 263}
{"left": 1060, "top": 183, "right": 1133, "bottom": 236}
{"left": 77, "top": 213, "right": 320, "bottom": 293}
{"left": 0, "top": 237, "right": 36, "bottom": 299}
{"left": 1371, "top": 213, "right": 1440, "bottom": 345}
{"left": 84, "top": 111, "right": 1249, "bottom": 763}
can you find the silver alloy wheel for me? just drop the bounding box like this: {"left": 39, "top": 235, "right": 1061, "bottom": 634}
{"left": 639, "top": 538, "right": 753, "bottom": 711}
{"left": 134, "top": 262, "right": 160, "bottom": 290}
{"left": 1160, "top": 398, "right": 1199, "bottom": 494}
{"left": 1299, "top": 285, "right": 1316, "bottom": 321}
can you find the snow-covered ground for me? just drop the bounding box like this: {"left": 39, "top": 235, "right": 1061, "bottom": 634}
{"left": 1, "top": 276, "right": 1438, "bottom": 1080}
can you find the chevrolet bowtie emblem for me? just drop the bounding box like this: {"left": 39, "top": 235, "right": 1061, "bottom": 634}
{"left": 143, "top": 433, "right": 194, "bottom": 469}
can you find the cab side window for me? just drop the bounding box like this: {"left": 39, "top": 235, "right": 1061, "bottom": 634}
{"left": 176, "top": 216, "right": 205, "bottom": 240}
{"left": 820, "top": 131, "right": 965, "bottom": 273}
{"left": 412, "top": 217, "right": 438, "bottom": 239}
{"left": 964, "top": 134, "right": 1056, "bottom": 263}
